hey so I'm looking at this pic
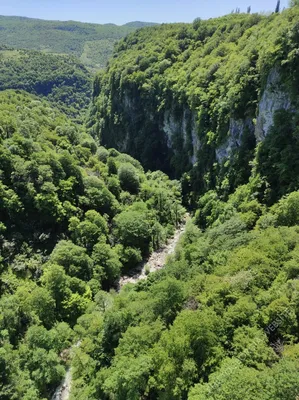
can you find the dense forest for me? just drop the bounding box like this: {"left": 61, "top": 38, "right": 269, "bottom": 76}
{"left": 89, "top": 6, "right": 299, "bottom": 202}
{"left": 70, "top": 184, "right": 299, "bottom": 400}
{"left": 1, "top": 3, "right": 299, "bottom": 400}
{"left": 0, "top": 90, "right": 184, "bottom": 399}
{"left": 0, "top": 46, "right": 92, "bottom": 120}
{"left": 0, "top": 16, "right": 156, "bottom": 70}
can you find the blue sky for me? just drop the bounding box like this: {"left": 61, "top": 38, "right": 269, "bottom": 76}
{"left": 1, "top": 0, "right": 290, "bottom": 25}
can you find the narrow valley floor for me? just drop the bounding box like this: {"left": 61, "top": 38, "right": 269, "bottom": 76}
{"left": 118, "top": 213, "right": 190, "bottom": 289}
{"left": 52, "top": 214, "right": 190, "bottom": 400}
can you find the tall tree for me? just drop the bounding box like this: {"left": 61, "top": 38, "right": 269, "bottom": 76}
{"left": 275, "top": 0, "right": 280, "bottom": 12}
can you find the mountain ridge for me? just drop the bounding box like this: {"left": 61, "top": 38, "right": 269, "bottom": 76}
{"left": 0, "top": 15, "right": 157, "bottom": 70}
{"left": 0, "top": 14, "right": 157, "bottom": 27}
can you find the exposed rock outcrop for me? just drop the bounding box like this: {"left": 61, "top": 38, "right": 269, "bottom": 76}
{"left": 163, "top": 108, "right": 200, "bottom": 165}
{"left": 216, "top": 118, "right": 255, "bottom": 163}
{"left": 255, "top": 67, "right": 293, "bottom": 141}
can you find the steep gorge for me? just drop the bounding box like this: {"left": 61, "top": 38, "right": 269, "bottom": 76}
{"left": 89, "top": 8, "right": 299, "bottom": 201}
{"left": 1, "top": 7, "right": 299, "bottom": 400}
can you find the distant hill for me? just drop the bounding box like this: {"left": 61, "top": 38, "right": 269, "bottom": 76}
{"left": 0, "top": 15, "right": 157, "bottom": 71}
{"left": 0, "top": 45, "right": 92, "bottom": 120}
{"left": 123, "top": 21, "right": 157, "bottom": 28}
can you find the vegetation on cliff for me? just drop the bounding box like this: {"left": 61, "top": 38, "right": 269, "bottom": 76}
{"left": 89, "top": 7, "right": 299, "bottom": 203}
{"left": 1, "top": 5, "right": 299, "bottom": 400}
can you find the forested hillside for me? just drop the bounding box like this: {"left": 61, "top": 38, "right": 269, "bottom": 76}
{"left": 0, "top": 90, "right": 184, "bottom": 399}
{"left": 0, "top": 46, "right": 92, "bottom": 120}
{"left": 89, "top": 6, "right": 299, "bottom": 203}
{"left": 69, "top": 8, "right": 299, "bottom": 398}
{"left": 1, "top": 4, "right": 299, "bottom": 400}
{"left": 70, "top": 183, "right": 299, "bottom": 400}
{"left": 0, "top": 16, "right": 156, "bottom": 70}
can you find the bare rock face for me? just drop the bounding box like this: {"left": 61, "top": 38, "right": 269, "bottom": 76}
{"left": 163, "top": 109, "right": 178, "bottom": 149}
{"left": 255, "top": 67, "right": 292, "bottom": 142}
{"left": 163, "top": 107, "right": 200, "bottom": 165}
{"left": 216, "top": 118, "right": 255, "bottom": 164}
{"left": 162, "top": 67, "right": 293, "bottom": 167}
{"left": 214, "top": 67, "right": 293, "bottom": 164}
{"left": 101, "top": 68, "right": 294, "bottom": 174}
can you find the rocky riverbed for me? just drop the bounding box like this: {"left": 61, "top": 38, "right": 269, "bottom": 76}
{"left": 52, "top": 215, "right": 189, "bottom": 400}
{"left": 118, "top": 214, "right": 189, "bottom": 288}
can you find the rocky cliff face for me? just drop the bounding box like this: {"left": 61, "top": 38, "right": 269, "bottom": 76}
{"left": 215, "top": 67, "right": 294, "bottom": 163}
{"left": 255, "top": 67, "right": 293, "bottom": 142}
{"left": 215, "top": 118, "right": 255, "bottom": 164}
{"left": 163, "top": 107, "right": 199, "bottom": 165}
{"left": 92, "top": 66, "right": 295, "bottom": 184}
{"left": 153, "top": 67, "right": 293, "bottom": 167}
{"left": 89, "top": 8, "right": 299, "bottom": 194}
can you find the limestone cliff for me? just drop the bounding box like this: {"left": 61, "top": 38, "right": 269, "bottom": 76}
{"left": 89, "top": 8, "right": 299, "bottom": 193}
{"left": 255, "top": 67, "right": 293, "bottom": 142}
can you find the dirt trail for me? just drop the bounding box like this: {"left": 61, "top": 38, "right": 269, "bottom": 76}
{"left": 118, "top": 214, "right": 189, "bottom": 289}
{"left": 52, "top": 215, "right": 189, "bottom": 400}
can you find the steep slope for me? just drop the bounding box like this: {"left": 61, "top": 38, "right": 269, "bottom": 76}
{"left": 0, "top": 16, "right": 157, "bottom": 70}
{"left": 2, "top": 7, "right": 299, "bottom": 400}
{"left": 0, "top": 46, "right": 92, "bottom": 120}
{"left": 66, "top": 9, "right": 299, "bottom": 391}
{"left": 89, "top": 7, "right": 299, "bottom": 202}
{"left": 70, "top": 185, "right": 299, "bottom": 400}
{"left": 0, "top": 90, "right": 184, "bottom": 399}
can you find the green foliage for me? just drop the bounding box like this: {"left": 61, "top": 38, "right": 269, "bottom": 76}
{"left": 0, "top": 89, "right": 184, "bottom": 398}
{"left": 89, "top": 7, "right": 299, "bottom": 203}
{"left": 113, "top": 207, "right": 152, "bottom": 255}
{"left": 257, "top": 110, "right": 299, "bottom": 204}
{"left": 118, "top": 163, "right": 140, "bottom": 193}
{"left": 71, "top": 184, "right": 299, "bottom": 399}
{"left": 0, "top": 47, "right": 92, "bottom": 120}
{"left": 69, "top": 210, "right": 108, "bottom": 250}
{"left": 50, "top": 240, "right": 93, "bottom": 280}
{"left": 0, "top": 17, "right": 157, "bottom": 71}
{"left": 3, "top": 7, "right": 299, "bottom": 400}
{"left": 272, "top": 190, "right": 299, "bottom": 226}
{"left": 92, "top": 238, "right": 122, "bottom": 285}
